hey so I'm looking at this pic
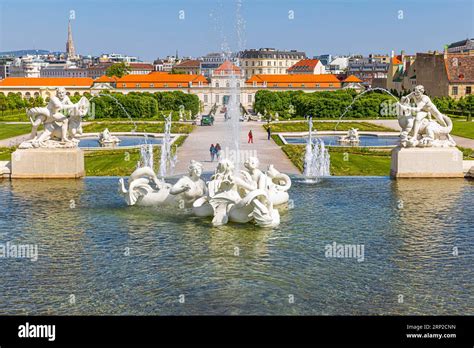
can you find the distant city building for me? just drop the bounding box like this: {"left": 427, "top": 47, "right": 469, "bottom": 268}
{"left": 153, "top": 55, "right": 181, "bottom": 72}
{"left": 385, "top": 51, "right": 416, "bottom": 92}
{"left": 314, "top": 54, "right": 332, "bottom": 66}
{"left": 99, "top": 53, "right": 140, "bottom": 63}
{"left": 413, "top": 50, "right": 473, "bottom": 99}
{"left": 447, "top": 38, "right": 474, "bottom": 54}
{"left": 239, "top": 48, "right": 307, "bottom": 78}
{"left": 172, "top": 59, "right": 201, "bottom": 75}
{"left": 200, "top": 52, "right": 232, "bottom": 78}
{"left": 347, "top": 55, "right": 389, "bottom": 86}
{"left": 327, "top": 57, "right": 349, "bottom": 74}
{"left": 288, "top": 59, "right": 325, "bottom": 75}
{"left": 0, "top": 56, "right": 14, "bottom": 79}
{"left": 9, "top": 56, "right": 48, "bottom": 78}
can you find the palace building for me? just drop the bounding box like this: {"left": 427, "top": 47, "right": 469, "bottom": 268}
{"left": 0, "top": 61, "right": 362, "bottom": 108}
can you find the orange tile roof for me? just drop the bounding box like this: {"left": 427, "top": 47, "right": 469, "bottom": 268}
{"left": 214, "top": 60, "right": 241, "bottom": 75}
{"left": 343, "top": 75, "right": 362, "bottom": 83}
{"left": 115, "top": 72, "right": 208, "bottom": 88}
{"left": 288, "top": 59, "right": 320, "bottom": 73}
{"left": 0, "top": 77, "right": 94, "bottom": 87}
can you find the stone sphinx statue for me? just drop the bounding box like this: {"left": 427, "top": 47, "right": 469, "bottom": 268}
{"left": 338, "top": 128, "right": 360, "bottom": 145}
{"left": 19, "top": 87, "right": 90, "bottom": 149}
{"left": 99, "top": 128, "right": 121, "bottom": 146}
{"left": 396, "top": 85, "right": 456, "bottom": 148}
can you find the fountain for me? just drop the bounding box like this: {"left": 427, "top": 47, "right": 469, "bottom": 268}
{"left": 98, "top": 128, "right": 121, "bottom": 147}
{"left": 119, "top": 157, "right": 292, "bottom": 227}
{"left": 159, "top": 113, "right": 177, "bottom": 178}
{"left": 139, "top": 143, "right": 154, "bottom": 169}
{"left": 303, "top": 117, "right": 330, "bottom": 181}
{"left": 337, "top": 128, "right": 360, "bottom": 145}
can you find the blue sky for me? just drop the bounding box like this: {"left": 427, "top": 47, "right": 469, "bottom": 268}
{"left": 0, "top": 0, "right": 472, "bottom": 61}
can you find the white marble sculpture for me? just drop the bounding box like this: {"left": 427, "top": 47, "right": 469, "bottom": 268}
{"left": 119, "top": 157, "right": 292, "bottom": 227}
{"left": 118, "top": 166, "right": 174, "bottom": 206}
{"left": 118, "top": 160, "right": 207, "bottom": 207}
{"left": 99, "top": 128, "right": 121, "bottom": 146}
{"left": 396, "top": 85, "right": 456, "bottom": 148}
{"left": 338, "top": 128, "right": 360, "bottom": 145}
{"left": 19, "top": 87, "right": 90, "bottom": 149}
{"left": 193, "top": 159, "right": 280, "bottom": 227}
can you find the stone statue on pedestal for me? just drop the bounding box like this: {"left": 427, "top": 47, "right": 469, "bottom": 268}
{"left": 19, "top": 87, "right": 90, "bottom": 149}
{"left": 396, "top": 85, "right": 456, "bottom": 148}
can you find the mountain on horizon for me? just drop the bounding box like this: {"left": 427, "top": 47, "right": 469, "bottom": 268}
{"left": 0, "top": 49, "right": 63, "bottom": 57}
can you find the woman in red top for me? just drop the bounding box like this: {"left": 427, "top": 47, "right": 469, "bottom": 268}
{"left": 248, "top": 130, "right": 253, "bottom": 144}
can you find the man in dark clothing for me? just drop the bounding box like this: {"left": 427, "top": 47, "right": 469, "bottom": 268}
{"left": 267, "top": 126, "right": 271, "bottom": 140}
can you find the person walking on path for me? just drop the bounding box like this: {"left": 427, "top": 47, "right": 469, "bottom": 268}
{"left": 215, "top": 143, "right": 222, "bottom": 160}
{"left": 210, "top": 144, "right": 216, "bottom": 162}
{"left": 248, "top": 130, "right": 254, "bottom": 144}
{"left": 267, "top": 126, "right": 271, "bottom": 140}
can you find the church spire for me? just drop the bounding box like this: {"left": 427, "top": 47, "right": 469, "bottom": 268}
{"left": 66, "top": 19, "right": 76, "bottom": 59}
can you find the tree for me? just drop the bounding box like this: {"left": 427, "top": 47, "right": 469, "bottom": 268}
{"left": 105, "top": 62, "right": 131, "bottom": 78}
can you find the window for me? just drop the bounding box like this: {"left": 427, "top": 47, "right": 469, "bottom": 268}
{"left": 204, "top": 94, "right": 208, "bottom": 103}
{"left": 248, "top": 94, "right": 252, "bottom": 103}
{"left": 466, "top": 86, "right": 472, "bottom": 95}
{"left": 301, "top": 84, "right": 305, "bottom": 88}
{"left": 177, "top": 84, "right": 182, "bottom": 87}
{"left": 267, "top": 61, "right": 271, "bottom": 66}
{"left": 452, "top": 86, "right": 458, "bottom": 95}
{"left": 288, "top": 84, "right": 293, "bottom": 87}
{"left": 136, "top": 83, "right": 140, "bottom": 88}
{"left": 122, "top": 83, "right": 126, "bottom": 87}
{"left": 164, "top": 83, "right": 168, "bottom": 87}
{"left": 316, "top": 84, "right": 320, "bottom": 88}
{"left": 216, "top": 95, "right": 220, "bottom": 103}
{"left": 329, "top": 84, "right": 333, "bottom": 87}
{"left": 215, "top": 82, "right": 219, "bottom": 88}
{"left": 150, "top": 83, "right": 154, "bottom": 88}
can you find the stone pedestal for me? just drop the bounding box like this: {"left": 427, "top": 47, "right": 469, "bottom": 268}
{"left": 11, "top": 148, "right": 85, "bottom": 179}
{"left": 391, "top": 147, "right": 464, "bottom": 178}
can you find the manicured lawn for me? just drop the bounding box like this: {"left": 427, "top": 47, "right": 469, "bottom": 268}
{"left": 0, "top": 111, "right": 29, "bottom": 122}
{"left": 451, "top": 120, "right": 474, "bottom": 139}
{"left": 264, "top": 121, "right": 393, "bottom": 133}
{"left": 83, "top": 121, "right": 195, "bottom": 134}
{"left": 281, "top": 144, "right": 392, "bottom": 176}
{"left": 85, "top": 135, "right": 187, "bottom": 176}
{"left": 0, "top": 123, "right": 32, "bottom": 140}
{"left": 85, "top": 149, "right": 143, "bottom": 176}
{"left": 0, "top": 147, "right": 15, "bottom": 161}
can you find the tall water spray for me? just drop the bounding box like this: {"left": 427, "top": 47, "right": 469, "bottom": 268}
{"left": 139, "top": 143, "right": 154, "bottom": 169}
{"left": 303, "top": 118, "right": 330, "bottom": 181}
{"left": 159, "top": 113, "right": 177, "bottom": 178}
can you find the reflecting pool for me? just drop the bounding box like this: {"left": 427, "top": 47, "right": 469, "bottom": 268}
{"left": 0, "top": 177, "right": 472, "bottom": 315}
{"left": 284, "top": 135, "right": 400, "bottom": 147}
{"left": 79, "top": 136, "right": 163, "bottom": 148}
